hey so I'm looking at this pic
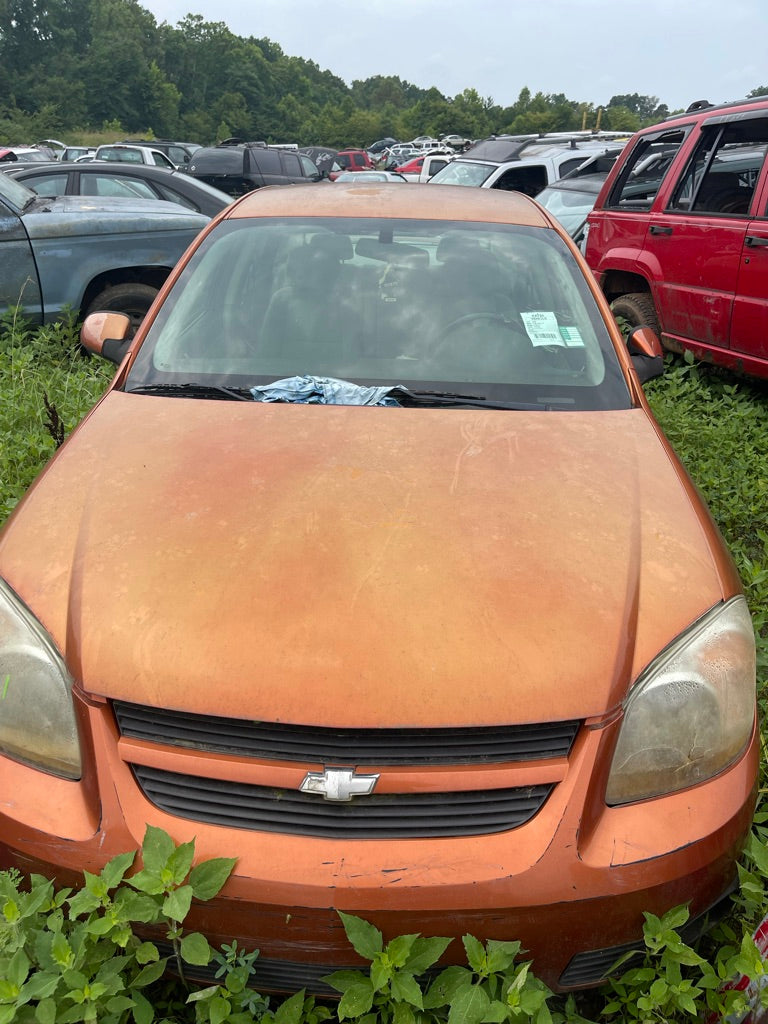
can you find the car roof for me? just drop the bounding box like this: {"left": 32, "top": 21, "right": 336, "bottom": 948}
{"left": 464, "top": 133, "right": 628, "bottom": 164}
{"left": 225, "top": 180, "right": 552, "bottom": 228}
{"left": 660, "top": 93, "right": 768, "bottom": 125}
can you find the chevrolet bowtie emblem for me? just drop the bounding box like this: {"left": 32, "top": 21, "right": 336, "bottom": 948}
{"left": 300, "top": 767, "right": 380, "bottom": 802}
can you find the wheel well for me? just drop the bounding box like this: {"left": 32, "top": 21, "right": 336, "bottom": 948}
{"left": 80, "top": 267, "right": 171, "bottom": 318}
{"left": 600, "top": 271, "right": 652, "bottom": 304}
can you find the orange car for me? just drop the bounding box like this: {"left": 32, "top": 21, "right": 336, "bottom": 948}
{"left": 0, "top": 184, "right": 758, "bottom": 993}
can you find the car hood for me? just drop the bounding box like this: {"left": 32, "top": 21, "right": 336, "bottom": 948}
{"left": 22, "top": 194, "right": 209, "bottom": 236}
{"left": 0, "top": 396, "right": 730, "bottom": 727}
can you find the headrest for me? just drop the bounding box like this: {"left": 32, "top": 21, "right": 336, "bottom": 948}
{"left": 309, "top": 233, "right": 353, "bottom": 261}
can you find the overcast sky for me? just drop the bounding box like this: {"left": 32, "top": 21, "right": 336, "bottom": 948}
{"left": 138, "top": 0, "right": 766, "bottom": 115}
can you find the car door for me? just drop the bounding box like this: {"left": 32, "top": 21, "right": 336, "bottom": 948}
{"left": 652, "top": 116, "right": 768, "bottom": 354}
{"left": 729, "top": 154, "right": 768, "bottom": 361}
{"left": 0, "top": 191, "right": 43, "bottom": 319}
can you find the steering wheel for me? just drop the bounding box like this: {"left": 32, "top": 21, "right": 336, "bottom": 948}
{"left": 439, "top": 312, "right": 529, "bottom": 339}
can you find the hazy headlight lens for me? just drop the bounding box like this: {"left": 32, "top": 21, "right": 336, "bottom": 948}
{"left": 0, "top": 578, "right": 81, "bottom": 778}
{"left": 606, "top": 596, "right": 755, "bottom": 805}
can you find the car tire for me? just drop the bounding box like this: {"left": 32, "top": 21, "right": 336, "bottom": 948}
{"left": 610, "top": 292, "right": 660, "bottom": 338}
{"left": 84, "top": 283, "right": 159, "bottom": 336}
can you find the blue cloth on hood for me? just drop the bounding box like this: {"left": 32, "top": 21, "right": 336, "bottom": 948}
{"left": 250, "top": 375, "right": 403, "bottom": 406}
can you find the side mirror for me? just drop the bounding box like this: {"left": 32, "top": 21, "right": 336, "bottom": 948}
{"left": 627, "top": 325, "right": 664, "bottom": 384}
{"left": 80, "top": 311, "right": 132, "bottom": 364}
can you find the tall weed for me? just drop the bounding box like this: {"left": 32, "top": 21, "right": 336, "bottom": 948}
{"left": 0, "top": 310, "right": 112, "bottom": 521}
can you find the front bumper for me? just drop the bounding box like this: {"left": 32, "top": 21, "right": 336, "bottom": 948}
{"left": 0, "top": 695, "right": 758, "bottom": 992}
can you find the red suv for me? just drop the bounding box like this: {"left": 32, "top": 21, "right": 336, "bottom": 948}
{"left": 584, "top": 94, "right": 768, "bottom": 378}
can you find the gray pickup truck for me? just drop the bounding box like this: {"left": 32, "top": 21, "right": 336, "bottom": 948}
{"left": 0, "top": 170, "right": 209, "bottom": 330}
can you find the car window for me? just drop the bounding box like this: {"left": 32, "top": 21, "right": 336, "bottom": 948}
{"left": 606, "top": 129, "right": 688, "bottom": 210}
{"left": 127, "top": 216, "right": 631, "bottom": 412}
{"left": 493, "top": 166, "right": 547, "bottom": 197}
{"left": 85, "top": 174, "right": 157, "bottom": 199}
{"left": 98, "top": 147, "right": 144, "bottom": 163}
{"left": 430, "top": 162, "right": 496, "bottom": 186}
{"left": 168, "top": 147, "right": 190, "bottom": 166}
{"left": 299, "top": 154, "right": 319, "bottom": 178}
{"left": 18, "top": 173, "right": 68, "bottom": 196}
{"left": 152, "top": 182, "right": 196, "bottom": 209}
{"left": 557, "top": 157, "right": 588, "bottom": 177}
{"left": 153, "top": 151, "right": 175, "bottom": 168}
{"left": 252, "top": 149, "right": 281, "bottom": 175}
{"left": 281, "top": 152, "right": 301, "bottom": 175}
{"left": 668, "top": 123, "right": 768, "bottom": 216}
{"left": 537, "top": 186, "right": 599, "bottom": 236}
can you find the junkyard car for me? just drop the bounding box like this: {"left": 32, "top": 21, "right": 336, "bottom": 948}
{"left": 5, "top": 160, "right": 232, "bottom": 218}
{"left": 429, "top": 133, "right": 628, "bottom": 196}
{"left": 535, "top": 172, "right": 610, "bottom": 247}
{"left": 0, "top": 169, "right": 209, "bottom": 327}
{"left": 0, "top": 183, "right": 757, "bottom": 995}
{"left": 584, "top": 94, "right": 768, "bottom": 379}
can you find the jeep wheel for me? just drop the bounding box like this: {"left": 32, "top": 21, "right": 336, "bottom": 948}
{"left": 84, "top": 283, "right": 159, "bottom": 337}
{"left": 610, "top": 292, "right": 660, "bottom": 338}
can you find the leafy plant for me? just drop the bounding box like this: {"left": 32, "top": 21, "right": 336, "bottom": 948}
{"left": 601, "top": 904, "right": 768, "bottom": 1023}
{"left": 0, "top": 824, "right": 236, "bottom": 1024}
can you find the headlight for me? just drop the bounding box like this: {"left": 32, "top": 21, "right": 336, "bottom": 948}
{"left": 0, "top": 578, "right": 81, "bottom": 778}
{"left": 606, "top": 596, "right": 755, "bottom": 805}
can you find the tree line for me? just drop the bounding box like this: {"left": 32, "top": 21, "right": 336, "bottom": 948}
{"left": 1, "top": 0, "right": 767, "bottom": 149}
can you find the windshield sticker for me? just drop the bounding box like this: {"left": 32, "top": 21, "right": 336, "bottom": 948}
{"left": 521, "top": 311, "right": 585, "bottom": 348}
{"left": 558, "top": 325, "right": 586, "bottom": 348}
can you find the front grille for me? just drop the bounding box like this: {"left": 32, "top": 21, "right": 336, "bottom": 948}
{"left": 558, "top": 882, "right": 737, "bottom": 987}
{"left": 558, "top": 941, "right": 643, "bottom": 987}
{"left": 166, "top": 948, "right": 438, "bottom": 996}
{"left": 113, "top": 701, "right": 580, "bottom": 765}
{"left": 133, "top": 764, "right": 554, "bottom": 838}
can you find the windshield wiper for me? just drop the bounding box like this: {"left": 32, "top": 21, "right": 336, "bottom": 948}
{"left": 126, "top": 383, "right": 253, "bottom": 401}
{"left": 396, "top": 389, "right": 550, "bottom": 410}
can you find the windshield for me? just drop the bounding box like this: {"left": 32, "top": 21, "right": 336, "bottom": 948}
{"left": 535, "top": 186, "right": 598, "bottom": 236}
{"left": 429, "top": 161, "right": 496, "bottom": 187}
{"left": 0, "top": 169, "right": 38, "bottom": 211}
{"left": 126, "top": 216, "right": 631, "bottom": 411}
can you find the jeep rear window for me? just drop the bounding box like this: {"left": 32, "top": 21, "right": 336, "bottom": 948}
{"left": 606, "top": 129, "right": 687, "bottom": 211}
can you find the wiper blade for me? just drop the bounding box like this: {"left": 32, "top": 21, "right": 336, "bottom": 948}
{"left": 126, "top": 383, "right": 253, "bottom": 401}
{"left": 396, "top": 389, "right": 550, "bottom": 410}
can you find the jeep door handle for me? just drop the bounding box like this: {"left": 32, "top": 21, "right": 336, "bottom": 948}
{"left": 649, "top": 224, "right": 673, "bottom": 235}
{"left": 745, "top": 235, "right": 768, "bottom": 247}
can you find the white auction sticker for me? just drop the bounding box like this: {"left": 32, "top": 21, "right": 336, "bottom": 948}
{"left": 521, "top": 311, "right": 561, "bottom": 346}
{"left": 521, "top": 312, "right": 587, "bottom": 348}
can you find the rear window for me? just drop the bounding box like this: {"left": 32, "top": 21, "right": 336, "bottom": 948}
{"left": 190, "top": 149, "right": 246, "bottom": 175}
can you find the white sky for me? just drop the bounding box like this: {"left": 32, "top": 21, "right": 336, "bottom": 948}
{"left": 138, "top": 0, "right": 766, "bottom": 115}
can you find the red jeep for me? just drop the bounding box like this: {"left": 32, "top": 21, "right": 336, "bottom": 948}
{"left": 584, "top": 94, "right": 768, "bottom": 378}
{"left": 329, "top": 149, "right": 376, "bottom": 179}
